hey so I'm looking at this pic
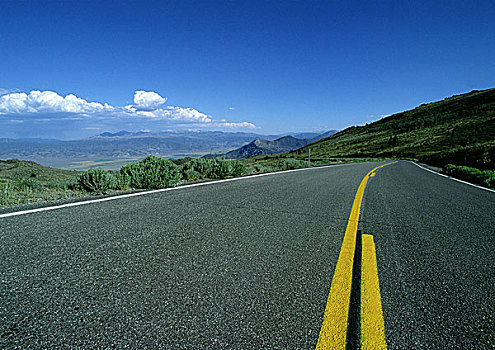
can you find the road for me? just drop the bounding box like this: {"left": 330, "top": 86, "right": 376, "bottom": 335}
{"left": 1, "top": 161, "right": 493, "bottom": 349}
{"left": 361, "top": 161, "right": 494, "bottom": 349}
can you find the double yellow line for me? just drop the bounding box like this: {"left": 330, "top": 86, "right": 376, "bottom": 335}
{"left": 316, "top": 163, "right": 394, "bottom": 349}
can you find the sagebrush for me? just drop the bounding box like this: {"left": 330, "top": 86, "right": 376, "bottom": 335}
{"left": 443, "top": 164, "right": 495, "bottom": 188}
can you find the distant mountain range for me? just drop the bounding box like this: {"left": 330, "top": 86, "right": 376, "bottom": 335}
{"left": 92, "top": 129, "right": 272, "bottom": 140}
{"left": 0, "top": 129, "right": 337, "bottom": 169}
{"left": 223, "top": 130, "right": 337, "bottom": 159}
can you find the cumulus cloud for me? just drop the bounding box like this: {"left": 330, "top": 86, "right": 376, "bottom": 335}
{"left": 0, "top": 90, "right": 214, "bottom": 124}
{"left": 0, "top": 88, "right": 20, "bottom": 96}
{"left": 218, "top": 121, "right": 256, "bottom": 129}
{"left": 0, "top": 90, "right": 113, "bottom": 115}
{"left": 140, "top": 106, "right": 212, "bottom": 122}
{"left": 132, "top": 90, "right": 167, "bottom": 111}
{"left": 0, "top": 90, "right": 257, "bottom": 137}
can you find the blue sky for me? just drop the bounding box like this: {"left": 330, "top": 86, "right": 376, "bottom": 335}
{"left": 0, "top": 0, "right": 494, "bottom": 139}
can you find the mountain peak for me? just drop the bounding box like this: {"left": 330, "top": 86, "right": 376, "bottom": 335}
{"left": 224, "top": 130, "right": 337, "bottom": 159}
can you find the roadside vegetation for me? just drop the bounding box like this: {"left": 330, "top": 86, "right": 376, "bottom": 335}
{"left": 0, "top": 159, "right": 83, "bottom": 206}
{"left": 443, "top": 164, "right": 495, "bottom": 188}
{"left": 0, "top": 156, "right": 312, "bottom": 207}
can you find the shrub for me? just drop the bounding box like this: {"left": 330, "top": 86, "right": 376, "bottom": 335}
{"left": 279, "top": 158, "right": 309, "bottom": 170}
{"left": 181, "top": 158, "right": 245, "bottom": 179}
{"left": 206, "top": 158, "right": 232, "bottom": 179}
{"left": 231, "top": 161, "right": 245, "bottom": 177}
{"left": 181, "top": 158, "right": 211, "bottom": 179}
{"left": 1, "top": 180, "right": 15, "bottom": 205}
{"left": 120, "top": 155, "right": 181, "bottom": 189}
{"left": 485, "top": 172, "right": 495, "bottom": 188}
{"left": 249, "top": 164, "right": 277, "bottom": 174}
{"left": 443, "top": 164, "right": 495, "bottom": 188}
{"left": 16, "top": 177, "right": 39, "bottom": 192}
{"left": 113, "top": 172, "right": 132, "bottom": 190}
{"left": 184, "top": 169, "right": 201, "bottom": 181}
{"left": 78, "top": 168, "right": 115, "bottom": 193}
{"left": 443, "top": 164, "right": 457, "bottom": 174}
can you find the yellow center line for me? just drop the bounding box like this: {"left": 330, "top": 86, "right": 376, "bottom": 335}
{"left": 361, "top": 234, "right": 387, "bottom": 349}
{"left": 316, "top": 162, "right": 395, "bottom": 349}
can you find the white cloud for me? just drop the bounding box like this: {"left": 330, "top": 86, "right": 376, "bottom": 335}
{"left": 0, "top": 90, "right": 113, "bottom": 115}
{"left": 0, "top": 90, "right": 210, "bottom": 124}
{"left": 0, "top": 90, "right": 257, "bottom": 132}
{"left": 0, "top": 88, "right": 20, "bottom": 96}
{"left": 228, "top": 107, "right": 236, "bottom": 111}
{"left": 138, "top": 106, "right": 212, "bottom": 123}
{"left": 218, "top": 121, "right": 257, "bottom": 129}
{"left": 133, "top": 90, "right": 167, "bottom": 111}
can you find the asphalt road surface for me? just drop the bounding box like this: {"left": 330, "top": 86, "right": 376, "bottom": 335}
{"left": 361, "top": 161, "right": 494, "bottom": 349}
{"left": 1, "top": 161, "right": 493, "bottom": 349}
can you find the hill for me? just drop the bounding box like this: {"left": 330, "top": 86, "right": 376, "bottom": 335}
{"left": 291, "top": 88, "right": 495, "bottom": 169}
{"left": 0, "top": 159, "right": 78, "bottom": 183}
{"left": 224, "top": 130, "right": 337, "bottom": 159}
{"left": 225, "top": 136, "right": 308, "bottom": 159}
{"left": 0, "top": 159, "right": 85, "bottom": 206}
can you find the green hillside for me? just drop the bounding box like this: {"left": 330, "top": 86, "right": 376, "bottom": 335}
{"left": 0, "top": 159, "right": 79, "bottom": 183}
{"left": 0, "top": 159, "right": 84, "bottom": 206}
{"left": 292, "top": 88, "right": 495, "bottom": 169}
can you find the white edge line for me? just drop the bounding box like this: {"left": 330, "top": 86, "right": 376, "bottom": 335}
{"left": 410, "top": 161, "right": 495, "bottom": 193}
{"left": 0, "top": 163, "right": 359, "bottom": 219}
